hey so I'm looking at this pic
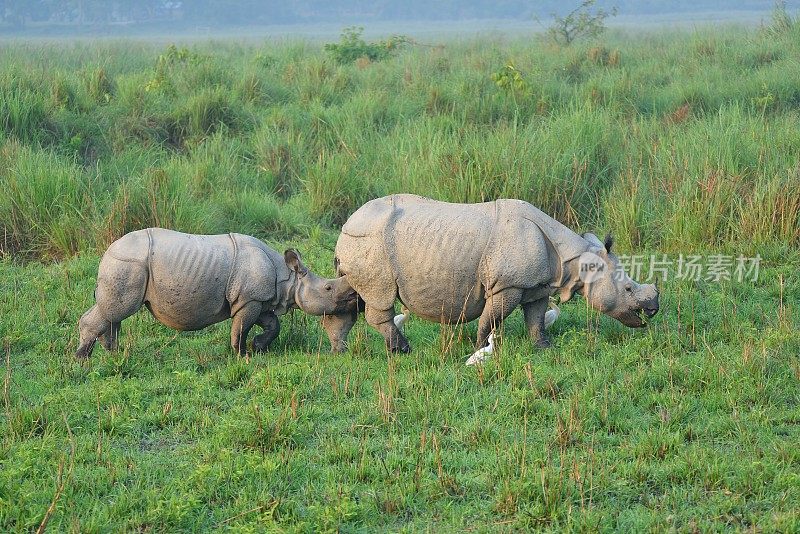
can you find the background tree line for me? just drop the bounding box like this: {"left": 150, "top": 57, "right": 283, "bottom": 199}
{"left": 1, "top": 0, "right": 795, "bottom": 29}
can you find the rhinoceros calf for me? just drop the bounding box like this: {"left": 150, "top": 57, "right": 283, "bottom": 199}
{"left": 76, "top": 228, "right": 356, "bottom": 359}
{"left": 323, "top": 194, "right": 659, "bottom": 354}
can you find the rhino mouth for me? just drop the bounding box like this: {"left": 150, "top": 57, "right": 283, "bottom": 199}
{"left": 333, "top": 290, "right": 360, "bottom": 313}
{"left": 615, "top": 308, "right": 650, "bottom": 328}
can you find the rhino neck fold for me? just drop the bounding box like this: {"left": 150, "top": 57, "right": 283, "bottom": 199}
{"left": 509, "top": 201, "right": 591, "bottom": 288}
{"left": 556, "top": 254, "right": 586, "bottom": 302}
{"left": 529, "top": 215, "right": 589, "bottom": 300}
{"left": 277, "top": 271, "right": 298, "bottom": 314}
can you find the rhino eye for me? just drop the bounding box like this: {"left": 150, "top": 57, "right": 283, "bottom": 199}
{"left": 625, "top": 284, "right": 633, "bottom": 292}
{"left": 325, "top": 284, "right": 332, "bottom": 291}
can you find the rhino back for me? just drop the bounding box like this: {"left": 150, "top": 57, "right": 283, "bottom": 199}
{"left": 479, "top": 200, "right": 560, "bottom": 294}
{"left": 508, "top": 200, "right": 588, "bottom": 264}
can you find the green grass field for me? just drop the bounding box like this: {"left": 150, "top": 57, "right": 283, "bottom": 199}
{"left": 1, "top": 20, "right": 799, "bottom": 532}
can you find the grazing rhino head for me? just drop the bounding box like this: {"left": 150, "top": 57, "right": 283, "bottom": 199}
{"left": 561, "top": 234, "right": 659, "bottom": 328}
{"left": 284, "top": 250, "right": 357, "bottom": 316}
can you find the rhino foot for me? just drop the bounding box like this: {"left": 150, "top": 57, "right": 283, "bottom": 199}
{"left": 252, "top": 338, "right": 270, "bottom": 352}
{"left": 390, "top": 342, "right": 411, "bottom": 354}
{"left": 75, "top": 339, "right": 96, "bottom": 360}
{"left": 535, "top": 337, "right": 551, "bottom": 349}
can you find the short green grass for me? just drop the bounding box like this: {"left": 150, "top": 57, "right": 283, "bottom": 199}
{"left": 1, "top": 234, "right": 798, "bottom": 531}
{"left": 1, "top": 22, "right": 800, "bottom": 532}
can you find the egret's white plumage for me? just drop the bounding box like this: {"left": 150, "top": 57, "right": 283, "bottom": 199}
{"left": 393, "top": 306, "right": 410, "bottom": 330}
{"left": 466, "top": 302, "right": 558, "bottom": 366}
{"left": 465, "top": 333, "right": 495, "bottom": 366}
{"left": 544, "top": 301, "right": 561, "bottom": 330}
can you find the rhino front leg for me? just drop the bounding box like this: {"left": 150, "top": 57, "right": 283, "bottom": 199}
{"left": 230, "top": 301, "right": 262, "bottom": 356}
{"left": 365, "top": 305, "right": 410, "bottom": 353}
{"left": 321, "top": 311, "right": 357, "bottom": 353}
{"left": 252, "top": 311, "right": 279, "bottom": 352}
{"left": 476, "top": 288, "right": 523, "bottom": 349}
{"left": 523, "top": 298, "right": 551, "bottom": 348}
{"left": 76, "top": 305, "right": 107, "bottom": 359}
{"left": 99, "top": 322, "right": 120, "bottom": 351}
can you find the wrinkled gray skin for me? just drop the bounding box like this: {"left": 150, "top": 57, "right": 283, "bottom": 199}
{"left": 76, "top": 228, "right": 356, "bottom": 359}
{"left": 323, "top": 194, "right": 659, "bottom": 353}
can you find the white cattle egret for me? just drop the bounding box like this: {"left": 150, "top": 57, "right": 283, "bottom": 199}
{"left": 544, "top": 301, "right": 561, "bottom": 330}
{"left": 465, "top": 332, "right": 495, "bottom": 366}
{"left": 393, "top": 305, "right": 410, "bottom": 330}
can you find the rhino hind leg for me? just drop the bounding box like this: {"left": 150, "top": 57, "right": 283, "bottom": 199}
{"left": 230, "top": 301, "right": 262, "bottom": 356}
{"left": 252, "top": 311, "right": 279, "bottom": 352}
{"left": 476, "top": 289, "right": 523, "bottom": 349}
{"left": 365, "top": 305, "right": 410, "bottom": 353}
{"left": 523, "top": 298, "right": 551, "bottom": 348}
{"left": 76, "top": 260, "right": 148, "bottom": 359}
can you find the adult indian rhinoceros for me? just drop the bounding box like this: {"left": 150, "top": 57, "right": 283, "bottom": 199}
{"left": 76, "top": 228, "right": 356, "bottom": 359}
{"left": 321, "top": 194, "right": 659, "bottom": 355}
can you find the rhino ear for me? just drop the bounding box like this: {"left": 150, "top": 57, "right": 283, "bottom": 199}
{"left": 582, "top": 232, "right": 603, "bottom": 250}
{"left": 604, "top": 234, "right": 614, "bottom": 254}
{"left": 284, "top": 249, "right": 308, "bottom": 276}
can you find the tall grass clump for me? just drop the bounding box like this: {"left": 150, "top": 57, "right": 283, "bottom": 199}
{"left": 0, "top": 142, "right": 94, "bottom": 258}
{"left": 303, "top": 152, "right": 371, "bottom": 226}
{"left": 83, "top": 67, "right": 115, "bottom": 104}
{"left": 762, "top": 0, "right": 798, "bottom": 37}
{"left": 171, "top": 88, "right": 250, "bottom": 145}
{"left": 102, "top": 169, "right": 220, "bottom": 242}
{"left": 0, "top": 76, "right": 52, "bottom": 145}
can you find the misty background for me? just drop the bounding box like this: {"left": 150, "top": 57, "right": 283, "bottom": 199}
{"left": 2, "top": 1, "right": 799, "bottom": 37}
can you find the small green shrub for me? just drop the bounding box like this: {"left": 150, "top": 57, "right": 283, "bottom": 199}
{"left": 752, "top": 83, "right": 776, "bottom": 115}
{"left": 144, "top": 44, "right": 196, "bottom": 95}
{"left": 543, "top": 0, "right": 618, "bottom": 46}
{"left": 324, "top": 27, "right": 410, "bottom": 65}
{"left": 491, "top": 62, "right": 531, "bottom": 102}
